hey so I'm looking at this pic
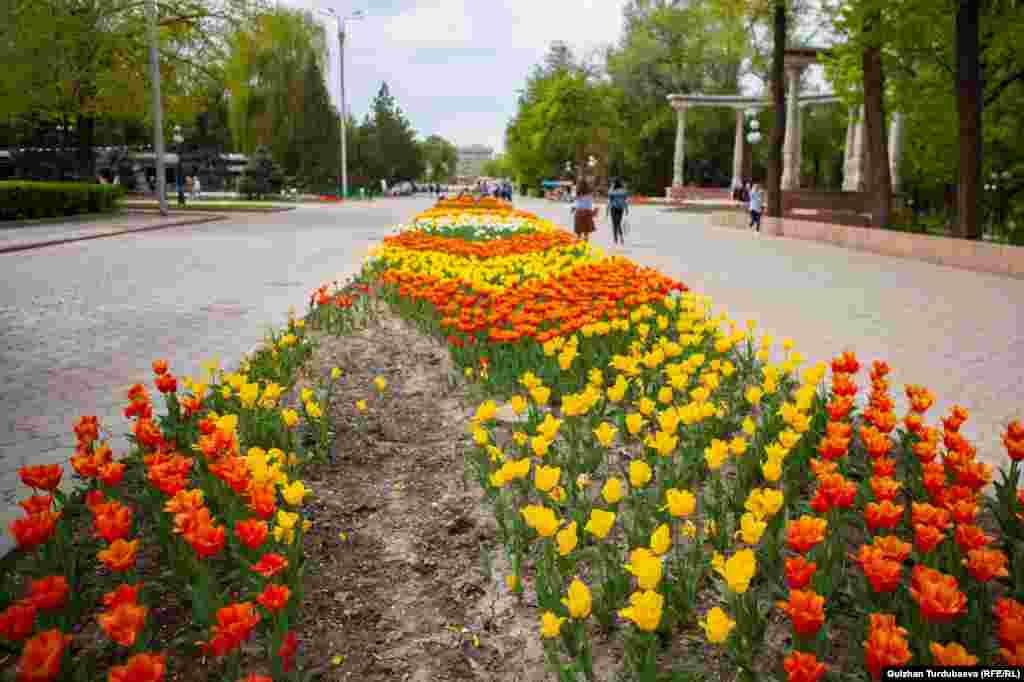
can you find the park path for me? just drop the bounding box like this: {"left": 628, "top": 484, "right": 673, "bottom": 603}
{"left": 0, "top": 198, "right": 422, "bottom": 553}
{"left": 522, "top": 197, "right": 1024, "bottom": 476}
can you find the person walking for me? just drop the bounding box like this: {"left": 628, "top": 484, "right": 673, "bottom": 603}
{"left": 748, "top": 183, "right": 764, "bottom": 233}
{"left": 177, "top": 173, "right": 187, "bottom": 208}
{"left": 571, "top": 180, "right": 597, "bottom": 242}
{"left": 606, "top": 178, "right": 629, "bottom": 245}
{"left": 192, "top": 174, "right": 202, "bottom": 200}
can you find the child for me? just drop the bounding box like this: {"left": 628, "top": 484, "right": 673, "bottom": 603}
{"left": 749, "top": 183, "right": 764, "bottom": 233}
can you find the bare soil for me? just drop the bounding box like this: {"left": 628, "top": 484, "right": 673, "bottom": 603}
{"left": 295, "top": 314, "right": 563, "bottom": 681}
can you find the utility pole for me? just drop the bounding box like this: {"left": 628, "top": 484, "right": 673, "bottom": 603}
{"left": 146, "top": 0, "right": 167, "bottom": 215}
{"left": 320, "top": 9, "right": 363, "bottom": 200}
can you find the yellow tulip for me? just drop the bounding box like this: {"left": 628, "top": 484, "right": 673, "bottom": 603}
{"left": 562, "top": 579, "right": 592, "bottom": 619}
{"left": 716, "top": 549, "right": 756, "bottom": 593}
{"left": 619, "top": 590, "right": 664, "bottom": 632}
{"left": 735, "top": 512, "right": 766, "bottom": 545}
{"left": 650, "top": 523, "right": 671, "bottom": 555}
{"left": 556, "top": 521, "right": 578, "bottom": 556}
{"left": 534, "top": 465, "right": 561, "bottom": 493}
{"left": 629, "top": 460, "right": 652, "bottom": 488}
{"left": 602, "top": 478, "right": 624, "bottom": 504}
{"left": 584, "top": 509, "right": 616, "bottom": 539}
{"left": 624, "top": 547, "right": 663, "bottom": 590}
{"left": 700, "top": 607, "right": 736, "bottom": 644}
{"left": 540, "top": 611, "right": 566, "bottom": 638}
{"left": 662, "top": 488, "right": 696, "bottom": 517}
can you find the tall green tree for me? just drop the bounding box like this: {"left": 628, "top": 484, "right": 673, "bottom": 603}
{"left": 361, "top": 82, "right": 424, "bottom": 185}
{"left": 418, "top": 135, "right": 458, "bottom": 183}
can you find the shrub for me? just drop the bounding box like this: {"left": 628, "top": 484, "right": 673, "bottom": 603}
{"left": 0, "top": 181, "right": 125, "bottom": 221}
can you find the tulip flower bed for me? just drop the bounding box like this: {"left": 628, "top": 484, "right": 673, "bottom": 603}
{"left": 309, "top": 202, "right": 1024, "bottom": 681}
{"left": 0, "top": 308, "right": 372, "bottom": 682}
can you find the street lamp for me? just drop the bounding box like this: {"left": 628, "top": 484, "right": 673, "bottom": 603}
{"left": 319, "top": 7, "right": 365, "bottom": 200}
{"left": 745, "top": 109, "right": 762, "bottom": 146}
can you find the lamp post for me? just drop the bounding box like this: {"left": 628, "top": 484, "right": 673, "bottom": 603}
{"left": 146, "top": 0, "right": 168, "bottom": 215}
{"left": 173, "top": 125, "right": 184, "bottom": 203}
{"left": 319, "top": 7, "right": 365, "bottom": 200}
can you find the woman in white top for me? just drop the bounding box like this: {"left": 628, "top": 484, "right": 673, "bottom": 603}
{"left": 571, "top": 180, "right": 596, "bottom": 242}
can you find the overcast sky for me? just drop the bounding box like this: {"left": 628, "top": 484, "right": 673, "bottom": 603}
{"left": 282, "top": 0, "right": 630, "bottom": 154}
{"left": 282, "top": 0, "right": 835, "bottom": 154}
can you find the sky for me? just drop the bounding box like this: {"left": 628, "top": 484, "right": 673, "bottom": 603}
{"left": 283, "top": 0, "right": 630, "bottom": 154}
{"left": 282, "top": 0, "right": 835, "bottom": 155}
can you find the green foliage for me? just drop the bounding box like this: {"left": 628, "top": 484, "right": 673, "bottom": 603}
{"left": 238, "top": 148, "right": 284, "bottom": 199}
{"left": 358, "top": 82, "right": 425, "bottom": 185}
{"left": 0, "top": 181, "right": 125, "bottom": 221}
{"left": 418, "top": 135, "right": 458, "bottom": 183}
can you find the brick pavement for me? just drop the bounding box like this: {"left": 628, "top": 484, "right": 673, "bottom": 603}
{"left": 0, "top": 211, "right": 226, "bottom": 253}
{"left": 0, "top": 200, "right": 418, "bottom": 553}
{"left": 521, "top": 197, "right": 1024, "bottom": 478}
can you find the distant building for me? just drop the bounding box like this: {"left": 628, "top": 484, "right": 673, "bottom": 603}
{"left": 456, "top": 144, "right": 493, "bottom": 180}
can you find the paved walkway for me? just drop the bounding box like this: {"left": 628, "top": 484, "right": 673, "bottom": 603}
{"left": 0, "top": 199, "right": 417, "bottom": 552}
{"left": 0, "top": 211, "right": 225, "bottom": 253}
{"left": 522, "top": 197, "right": 1023, "bottom": 477}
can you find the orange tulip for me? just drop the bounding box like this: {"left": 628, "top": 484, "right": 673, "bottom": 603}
{"left": 73, "top": 415, "right": 100, "bottom": 444}
{"left": 27, "top": 576, "right": 69, "bottom": 611}
{"left": 278, "top": 630, "right": 298, "bottom": 672}
{"left": 98, "top": 462, "right": 126, "bottom": 487}
{"left": 869, "top": 476, "right": 901, "bottom": 502}
{"left": 9, "top": 510, "right": 61, "bottom": 550}
{"left": 864, "top": 614, "right": 911, "bottom": 680}
{"left": 102, "top": 583, "right": 141, "bottom": 609}
{"left": 155, "top": 373, "right": 177, "bottom": 394}
{"left": 784, "top": 556, "right": 817, "bottom": 590}
{"left": 94, "top": 503, "right": 133, "bottom": 543}
{"left": 163, "top": 489, "right": 205, "bottom": 516}
{"left": 786, "top": 516, "right": 828, "bottom": 554}
{"left": 783, "top": 651, "right": 827, "bottom": 682}
{"left": 85, "top": 489, "right": 107, "bottom": 513}
{"left": 98, "top": 602, "right": 148, "bottom": 647}
{"left": 256, "top": 583, "right": 291, "bottom": 612}
{"left": 237, "top": 676, "right": 273, "bottom": 682}
{"left": 247, "top": 482, "right": 277, "bottom": 520}
{"left": 910, "top": 565, "right": 966, "bottom": 623}
{"left": 930, "top": 641, "right": 977, "bottom": 666}
{"left": 184, "top": 519, "right": 226, "bottom": 559}
{"left": 98, "top": 538, "right": 139, "bottom": 572}
{"left": 19, "top": 464, "right": 63, "bottom": 492}
{"left": 16, "top": 629, "right": 70, "bottom": 682}
{"left": 108, "top": 652, "right": 166, "bottom": 682}
{"left": 855, "top": 547, "right": 903, "bottom": 594}
{"left": 914, "top": 524, "right": 945, "bottom": 554}
{"left": 235, "top": 518, "right": 269, "bottom": 550}
{"left": 777, "top": 590, "right": 825, "bottom": 637}
{"left": 1001, "top": 642, "right": 1024, "bottom": 666}
{"left": 872, "top": 457, "right": 897, "bottom": 478}
{"left": 864, "top": 500, "right": 904, "bottom": 534}
{"left": 966, "top": 547, "right": 1009, "bottom": 582}
{"left": 1005, "top": 420, "right": 1024, "bottom": 461}
{"left": 19, "top": 495, "right": 53, "bottom": 516}
{"left": 871, "top": 535, "right": 912, "bottom": 562}
{"left": 955, "top": 524, "right": 993, "bottom": 553}
{"left": 0, "top": 601, "right": 37, "bottom": 641}
{"left": 151, "top": 359, "right": 168, "bottom": 375}
{"left": 206, "top": 602, "right": 261, "bottom": 657}
{"left": 251, "top": 553, "right": 289, "bottom": 578}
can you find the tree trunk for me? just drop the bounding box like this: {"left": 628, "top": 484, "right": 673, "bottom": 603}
{"left": 862, "top": 43, "right": 892, "bottom": 228}
{"left": 767, "top": 0, "right": 787, "bottom": 218}
{"left": 956, "top": 0, "right": 983, "bottom": 240}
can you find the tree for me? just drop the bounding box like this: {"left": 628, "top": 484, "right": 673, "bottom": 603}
{"left": 957, "top": 0, "right": 982, "bottom": 239}
{"left": 481, "top": 155, "right": 512, "bottom": 179}
{"left": 238, "top": 146, "right": 283, "bottom": 199}
{"left": 767, "top": 0, "right": 787, "bottom": 218}
{"left": 0, "top": 0, "right": 261, "bottom": 178}
{"left": 418, "top": 135, "right": 458, "bottom": 183}
{"left": 361, "top": 82, "right": 423, "bottom": 186}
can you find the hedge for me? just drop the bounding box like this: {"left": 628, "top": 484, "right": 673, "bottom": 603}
{"left": 0, "top": 181, "right": 126, "bottom": 221}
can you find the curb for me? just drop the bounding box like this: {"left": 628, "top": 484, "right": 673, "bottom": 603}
{"left": 0, "top": 214, "right": 227, "bottom": 255}
{"left": 125, "top": 205, "right": 297, "bottom": 214}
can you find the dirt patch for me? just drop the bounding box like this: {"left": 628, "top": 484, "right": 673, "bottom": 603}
{"left": 296, "top": 314, "right": 567, "bottom": 681}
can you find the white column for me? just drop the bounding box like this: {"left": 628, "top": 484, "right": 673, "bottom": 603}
{"left": 843, "top": 105, "right": 867, "bottom": 192}
{"left": 781, "top": 66, "right": 803, "bottom": 190}
{"left": 842, "top": 105, "right": 856, "bottom": 186}
{"left": 888, "top": 111, "right": 904, "bottom": 194}
{"left": 731, "top": 108, "right": 745, "bottom": 190}
{"left": 672, "top": 104, "right": 686, "bottom": 187}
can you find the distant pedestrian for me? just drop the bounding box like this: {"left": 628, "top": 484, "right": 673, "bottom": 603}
{"left": 193, "top": 175, "right": 201, "bottom": 200}
{"left": 571, "top": 180, "right": 596, "bottom": 242}
{"left": 177, "top": 174, "right": 187, "bottom": 207}
{"left": 749, "top": 183, "right": 764, "bottom": 233}
{"left": 607, "top": 178, "right": 629, "bottom": 245}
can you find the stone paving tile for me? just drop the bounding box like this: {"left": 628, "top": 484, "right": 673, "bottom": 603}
{"left": 0, "top": 200, "right": 414, "bottom": 553}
